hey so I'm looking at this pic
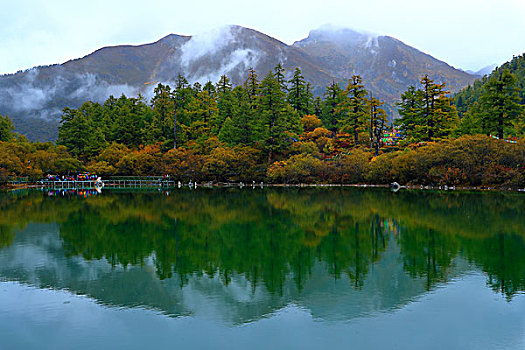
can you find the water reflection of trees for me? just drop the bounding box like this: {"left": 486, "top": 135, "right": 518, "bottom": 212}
{"left": 0, "top": 188, "right": 524, "bottom": 297}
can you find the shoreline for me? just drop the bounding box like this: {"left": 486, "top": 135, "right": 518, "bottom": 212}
{"left": 2, "top": 182, "right": 524, "bottom": 193}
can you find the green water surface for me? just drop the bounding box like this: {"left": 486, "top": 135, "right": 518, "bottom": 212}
{"left": 0, "top": 188, "right": 524, "bottom": 349}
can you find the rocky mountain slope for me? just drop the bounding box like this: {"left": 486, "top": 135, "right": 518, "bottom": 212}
{"left": 0, "top": 25, "right": 477, "bottom": 140}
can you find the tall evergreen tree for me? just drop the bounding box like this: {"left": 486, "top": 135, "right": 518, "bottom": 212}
{"left": 396, "top": 85, "right": 424, "bottom": 141}
{"left": 320, "top": 81, "right": 343, "bottom": 132}
{"left": 151, "top": 83, "right": 176, "bottom": 147}
{"left": 57, "top": 102, "right": 106, "bottom": 160}
{"left": 274, "top": 63, "right": 287, "bottom": 92}
{"left": 287, "top": 67, "right": 307, "bottom": 115}
{"left": 397, "top": 76, "right": 458, "bottom": 142}
{"left": 215, "top": 75, "right": 237, "bottom": 135}
{"left": 480, "top": 69, "right": 522, "bottom": 139}
{"left": 230, "top": 85, "right": 259, "bottom": 145}
{"left": 259, "top": 70, "right": 300, "bottom": 161}
{"left": 337, "top": 75, "right": 368, "bottom": 146}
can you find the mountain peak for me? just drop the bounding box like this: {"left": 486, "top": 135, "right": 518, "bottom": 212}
{"left": 295, "top": 25, "right": 379, "bottom": 47}
{"left": 0, "top": 25, "right": 477, "bottom": 141}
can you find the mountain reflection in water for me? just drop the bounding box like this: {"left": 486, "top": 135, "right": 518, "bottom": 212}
{"left": 0, "top": 188, "right": 524, "bottom": 324}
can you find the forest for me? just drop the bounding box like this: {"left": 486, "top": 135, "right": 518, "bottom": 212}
{"left": 1, "top": 57, "right": 524, "bottom": 187}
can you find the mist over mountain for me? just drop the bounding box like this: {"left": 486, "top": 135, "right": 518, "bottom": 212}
{"left": 0, "top": 25, "right": 477, "bottom": 141}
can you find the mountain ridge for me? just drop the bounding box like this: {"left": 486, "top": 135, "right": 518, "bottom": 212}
{"left": 0, "top": 25, "right": 477, "bottom": 141}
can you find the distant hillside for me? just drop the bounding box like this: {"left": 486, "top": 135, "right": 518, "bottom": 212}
{"left": 465, "top": 64, "right": 497, "bottom": 77}
{"left": 0, "top": 25, "right": 477, "bottom": 141}
{"left": 454, "top": 53, "right": 525, "bottom": 117}
{"left": 293, "top": 27, "right": 476, "bottom": 115}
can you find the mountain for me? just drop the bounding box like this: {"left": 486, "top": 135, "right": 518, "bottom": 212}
{"left": 293, "top": 26, "right": 476, "bottom": 114}
{"left": 0, "top": 25, "right": 477, "bottom": 141}
{"left": 465, "top": 64, "right": 497, "bottom": 77}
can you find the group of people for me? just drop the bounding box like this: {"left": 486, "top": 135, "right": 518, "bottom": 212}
{"left": 45, "top": 173, "right": 99, "bottom": 182}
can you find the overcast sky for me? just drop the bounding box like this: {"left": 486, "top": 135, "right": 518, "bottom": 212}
{"left": 1, "top": 0, "right": 524, "bottom": 75}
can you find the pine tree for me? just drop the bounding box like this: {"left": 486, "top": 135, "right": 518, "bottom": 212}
{"left": 480, "top": 69, "right": 522, "bottom": 139}
{"left": 244, "top": 68, "right": 259, "bottom": 103}
{"left": 184, "top": 90, "right": 218, "bottom": 140}
{"left": 57, "top": 102, "right": 106, "bottom": 160}
{"left": 214, "top": 75, "right": 237, "bottom": 134}
{"left": 274, "top": 63, "right": 287, "bottom": 92}
{"left": 203, "top": 81, "right": 216, "bottom": 98}
{"left": 419, "top": 76, "right": 457, "bottom": 141}
{"left": 396, "top": 85, "right": 424, "bottom": 141}
{"left": 151, "top": 83, "right": 176, "bottom": 147}
{"left": 259, "top": 70, "right": 300, "bottom": 161}
{"left": 320, "top": 81, "right": 343, "bottom": 132}
{"left": 304, "top": 82, "right": 314, "bottom": 115}
{"left": 397, "top": 76, "right": 458, "bottom": 142}
{"left": 337, "top": 75, "right": 368, "bottom": 146}
{"left": 231, "top": 85, "right": 259, "bottom": 145}
{"left": 287, "top": 67, "right": 306, "bottom": 115}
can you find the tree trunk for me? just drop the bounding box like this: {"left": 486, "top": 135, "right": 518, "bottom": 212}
{"left": 173, "top": 104, "right": 177, "bottom": 149}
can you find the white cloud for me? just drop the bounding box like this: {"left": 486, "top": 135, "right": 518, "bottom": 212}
{"left": 0, "top": 0, "right": 524, "bottom": 74}
{"left": 180, "top": 26, "right": 234, "bottom": 68}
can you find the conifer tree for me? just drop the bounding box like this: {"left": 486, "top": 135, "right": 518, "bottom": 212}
{"left": 151, "top": 83, "right": 176, "bottom": 147}
{"left": 259, "top": 70, "right": 300, "bottom": 161}
{"left": 396, "top": 85, "right": 424, "bottom": 141}
{"left": 203, "top": 81, "right": 216, "bottom": 98}
{"left": 397, "top": 76, "right": 458, "bottom": 142}
{"left": 419, "top": 75, "right": 457, "bottom": 141}
{"left": 215, "top": 75, "right": 237, "bottom": 134}
{"left": 337, "top": 75, "right": 368, "bottom": 146}
{"left": 320, "top": 81, "right": 343, "bottom": 132}
{"left": 58, "top": 102, "right": 106, "bottom": 160}
{"left": 313, "top": 96, "right": 322, "bottom": 117}
{"left": 480, "top": 69, "right": 522, "bottom": 139}
{"left": 232, "top": 84, "right": 259, "bottom": 145}
{"left": 274, "top": 63, "right": 287, "bottom": 92}
{"left": 244, "top": 68, "right": 259, "bottom": 103}
{"left": 288, "top": 67, "right": 306, "bottom": 115}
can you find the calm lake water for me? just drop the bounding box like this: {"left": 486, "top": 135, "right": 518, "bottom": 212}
{"left": 0, "top": 188, "right": 524, "bottom": 349}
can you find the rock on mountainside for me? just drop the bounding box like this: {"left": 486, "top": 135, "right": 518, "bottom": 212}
{"left": 0, "top": 25, "right": 477, "bottom": 141}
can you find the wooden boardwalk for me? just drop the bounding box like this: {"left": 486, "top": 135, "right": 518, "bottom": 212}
{"left": 42, "top": 180, "right": 102, "bottom": 189}
{"left": 11, "top": 176, "right": 261, "bottom": 190}
{"left": 103, "top": 177, "right": 175, "bottom": 189}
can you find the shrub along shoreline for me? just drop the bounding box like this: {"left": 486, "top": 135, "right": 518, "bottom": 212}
{"left": 1, "top": 134, "right": 524, "bottom": 190}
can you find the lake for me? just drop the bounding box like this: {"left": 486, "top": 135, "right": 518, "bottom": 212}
{"left": 0, "top": 188, "right": 524, "bottom": 349}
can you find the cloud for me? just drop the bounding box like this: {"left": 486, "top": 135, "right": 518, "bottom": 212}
{"left": 67, "top": 73, "right": 140, "bottom": 101}
{"left": 190, "top": 49, "right": 260, "bottom": 84}
{"left": 0, "top": 68, "right": 143, "bottom": 120}
{"left": 180, "top": 25, "right": 235, "bottom": 68}
{"left": 177, "top": 25, "right": 260, "bottom": 84}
